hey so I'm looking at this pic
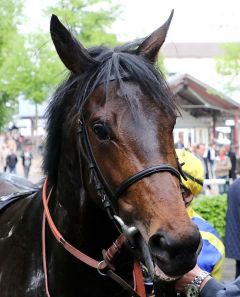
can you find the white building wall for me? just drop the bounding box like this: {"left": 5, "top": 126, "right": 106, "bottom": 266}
{"left": 174, "top": 127, "right": 209, "bottom": 148}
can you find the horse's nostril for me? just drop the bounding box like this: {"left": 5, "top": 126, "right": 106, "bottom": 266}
{"left": 148, "top": 229, "right": 201, "bottom": 276}
{"left": 148, "top": 232, "right": 167, "bottom": 255}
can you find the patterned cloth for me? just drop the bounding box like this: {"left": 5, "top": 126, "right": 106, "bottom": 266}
{"left": 188, "top": 207, "right": 225, "bottom": 280}
{"left": 176, "top": 149, "right": 204, "bottom": 196}
{"left": 225, "top": 178, "right": 240, "bottom": 260}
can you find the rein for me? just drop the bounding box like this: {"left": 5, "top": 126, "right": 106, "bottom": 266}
{"left": 42, "top": 177, "right": 146, "bottom": 297}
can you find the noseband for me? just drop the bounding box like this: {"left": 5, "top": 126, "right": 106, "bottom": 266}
{"left": 115, "top": 165, "right": 181, "bottom": 198}
{"left": 77, "top": 117, "right": 184, "bottom": 215}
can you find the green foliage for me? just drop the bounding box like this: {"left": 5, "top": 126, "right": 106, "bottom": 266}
{"left": 0, "top": 0, "right": 25, "bottom": 130}
{"left": 18, "top": 33, "right": 65, "bottom": 104}
{"left": 215, "top": 43, "right": 240, "bottom": 94}
{"left": 192, "top": 194, "right": 227, "bottom": 240}
{"left": 0, "top": 93, "right": 17, "bottom": 130}
{"left": 157, "top": 54, "right": 167, "bottom": 77}
{"left": 0, "top": 0, "right": 120, "bottom": 130}
{"left": 45, "top": 0, "right": 120, "bottom": 47}
{"left": 18, "top": 0, "right": 120, "bottom": 107}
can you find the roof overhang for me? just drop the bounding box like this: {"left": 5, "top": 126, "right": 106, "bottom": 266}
{"left": 168, "top": 73, "right": 240, "bottom": 121}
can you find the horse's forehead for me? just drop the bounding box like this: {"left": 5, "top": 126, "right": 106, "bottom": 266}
{"left": 85, "top": 82, "right": 167, "bottom": 121}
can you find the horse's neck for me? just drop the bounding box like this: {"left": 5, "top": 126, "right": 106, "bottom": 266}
{"left": 49, "top": 176, "right": 118, "bottom": 257}
{"left": 50, "top": 141, "right": 119, "bottom": 248}
{"left": 45, "top": 146, "right": 134, "bottom": 296}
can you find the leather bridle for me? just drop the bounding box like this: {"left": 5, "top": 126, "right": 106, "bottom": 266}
{"left": 77, "top": 117, "right": 184, "bottom": 215}
{"left": 42, "top": 101, "right": 187, "bottom": 297}
{"left": 42, "top": 178, "right": 146, "bottom": 297}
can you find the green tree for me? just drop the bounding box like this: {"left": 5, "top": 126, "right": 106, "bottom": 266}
{"left": 46, "top": 0, "right": 120, "bottom": 48}
{"left": 157, "top": 54, "right": 167, "bottom": 77}
{"left": 16, "top": 0, "right": 120, "bottom": 108}
{"left": 13, "top": 0, "right": 120, "bottom": 145}
{"left": 0, "top": 0, "right": 25, "bottom": 129}
{"left": 0, "top": 0, "right": 120, "bottom": 131}
{"left": 19, "top": 33, "right": 65, "bottom": 104}
{"left": 216, "top": 43, "right": 240, "bottom": 95}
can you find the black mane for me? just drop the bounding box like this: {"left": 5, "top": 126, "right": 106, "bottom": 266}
{"left": 43, "top": 41, "right": 177, "bottom": 182}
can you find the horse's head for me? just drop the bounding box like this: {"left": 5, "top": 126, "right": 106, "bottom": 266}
{"left": 49, "top": 13, "right": 201, "bottom": 281}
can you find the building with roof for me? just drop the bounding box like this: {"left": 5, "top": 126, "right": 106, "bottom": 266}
{"left": 14, "top": 97, "right": 47, "bottom": 138}
{"left": 161, "top": 42, "right": 240, "bottom": 152}
{"left": 168, "top": 73, "right": 240, "bottom": 150}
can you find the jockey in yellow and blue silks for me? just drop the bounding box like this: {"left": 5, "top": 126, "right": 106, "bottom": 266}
{"left": 176, "top": 149, "right": 225, "bottom": 280}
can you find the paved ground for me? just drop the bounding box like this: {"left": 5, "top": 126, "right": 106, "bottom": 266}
{"left": 16, "top": 152, "right": 44, "bottom": 183}
{"left": 14, "top": 153, "right": 237, "bottom": 282}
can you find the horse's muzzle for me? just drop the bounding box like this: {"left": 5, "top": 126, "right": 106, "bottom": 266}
{"left": 148, "top": 226, "right": 201, "bottom": 277}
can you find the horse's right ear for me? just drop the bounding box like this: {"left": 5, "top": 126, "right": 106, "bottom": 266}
{"left": 136, "top": 10, "right": 174, "bottom": 62}
{"left": 50, "top": 14, "right": 96, "bottom": 74}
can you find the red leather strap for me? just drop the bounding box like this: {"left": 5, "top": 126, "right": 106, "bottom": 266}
{"left": 103, "top": 234, "right": 126, "bottom": 269}
{"left": 42, "top": 177, "right": 144, "bottom": 297}
{"left": 107, "top": 270, "right": 142, "bottom": 297}
{"left": 133, "top": 260, "right": 147, "bottom": 297}
{"left": 42, "top": 187, "right": 52, "bottom": 297}
{"left": 43, "top": 177, "right": 107, "bottom": 269}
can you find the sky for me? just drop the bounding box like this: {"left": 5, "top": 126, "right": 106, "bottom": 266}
{"left": 23, "top": 0, "right": 240, "bottom": 43}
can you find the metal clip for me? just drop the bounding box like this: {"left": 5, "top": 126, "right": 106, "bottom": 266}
{"left": 97, "top": 261, "right": 107, "bottom": 277}
{"left": 113, "top": 215, "right": 138, "bottom": 247}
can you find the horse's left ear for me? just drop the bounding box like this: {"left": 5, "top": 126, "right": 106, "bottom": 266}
{"left": 50, "top": 14, "right": 97, "bottom": 74}
{"left": 136, "top": 10, "right": 174, "bottom": 62}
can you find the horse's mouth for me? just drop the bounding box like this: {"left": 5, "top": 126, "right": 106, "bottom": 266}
{"left": 138, "top": 236, "right": 181, "bottom": 282}
{"left": 153, "top": 263, "right": 180, "bottom": 282}
{"left": 113, "top": 216, "right": 200, "bottom": 282}
{"left": 138, "top": 235, "right": 200, "bottom": 283}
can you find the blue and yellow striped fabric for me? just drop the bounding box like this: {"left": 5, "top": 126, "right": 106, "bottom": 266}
{"left": 187, "top": 206, "right": 225, "bottom": 280}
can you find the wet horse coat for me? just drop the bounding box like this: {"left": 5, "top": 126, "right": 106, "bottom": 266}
{"left": 0, "top": 13, "right": 201, "bottom": 297}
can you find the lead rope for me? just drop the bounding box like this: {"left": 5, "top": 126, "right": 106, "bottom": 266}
{"left": 42, "top": 186, "right": 52, "bottom": 297}
{"left": 42, "top": 177, "right": 146, "bottom": 297}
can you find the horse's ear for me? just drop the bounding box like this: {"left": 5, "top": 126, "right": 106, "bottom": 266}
{"left": 136, "top": 10, "right": 174, "bottom": 62}
{"left": 50, "top": 14, "right": 96, "bottom": 74}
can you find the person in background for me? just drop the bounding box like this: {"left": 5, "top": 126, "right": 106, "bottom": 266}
{"left": 225, "top": 178, "right": 240, "bottom": 278}
{"left": 21, "top": 146, "right": 33, "bottom": 179}
{"left": 225, "top": 145, "right": 237, "bottom": 181}
{"left": 175, "top": 264, "right": 240, "bottom": 297}
{"left": 0, "top": 143, "right": 9, "bottom": 172}
{"left": 175, "top": 136, "right": 184, "bottom": 149}
{"left": 195, "top": 143, "right": 209, "bottom": 180}
{"left": 206, "top": 142, "right": 216, "bottom": 178}
{"left": 6, "top": 148, "right": 18, "bottom": 174}
{"left": 215, "top": 147, "right": 232, "bottom": 194}
{"left": 176, "top": 149, "right": 225, "bottom": 280}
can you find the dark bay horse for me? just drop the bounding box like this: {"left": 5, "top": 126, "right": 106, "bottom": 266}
{"left": 0, "top": 12, "right": 201, "bottom": 297}
{"left": 0, "top": 172, "right": 39, "bottom": 196}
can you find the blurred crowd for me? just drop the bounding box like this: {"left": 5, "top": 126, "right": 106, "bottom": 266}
{"left": 175, "top": 140, "right": 237, "bottom": 194}
{"left": 0, "top": 131, "right": 33, "bottom": 179}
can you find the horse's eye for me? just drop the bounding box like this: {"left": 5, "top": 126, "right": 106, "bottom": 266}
{"left": 92, "top": 123, "right": 110, "bottom": 140}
